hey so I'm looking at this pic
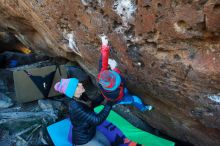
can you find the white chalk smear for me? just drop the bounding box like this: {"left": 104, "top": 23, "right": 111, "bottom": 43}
{"left": 114, "top": 26, "right": 127, "bottom": 34}
{"left": 112, "top": 0, "right": 136, "bottom": 26}
{"left": 67, "top": 33, "right": 81, "bottom": 56}
{"left": 99, "top": 34, "right": 108, "bottom": 45}
{"left": 97, "top": 0, "right": 105, "bottom": 7}
{"left": 174, "top": 22, "right": 186, "bottom": 33}
{"left": 81, "top": 0, "right": 105, "bottom": 7}
{"left": 81, "top": 0, "right": 89, "bottom": 5}
{"left": 208, "top": 94, "right": 220, "bottom": 103}
{"left": 63, "top": 30, "right": 81, "bottom": 56}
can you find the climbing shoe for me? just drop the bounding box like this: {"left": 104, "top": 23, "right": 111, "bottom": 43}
{"left": 141, "top": 105, "right": 153, "bottom": 112}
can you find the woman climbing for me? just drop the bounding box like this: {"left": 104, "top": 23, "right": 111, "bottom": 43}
{"left": 97, "top": 35, "right": 153, "bottom": 112}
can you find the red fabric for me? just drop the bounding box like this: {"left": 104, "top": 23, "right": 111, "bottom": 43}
{"left": 100, "top": 84, "right": 124, "bottom": 102}
{"left": 100, "top": 44, "right": 110, "bottom": 72}
{"left": 117, "top": 85, "right": 124, "bottom": 101}
{"left": 98, "top": 44, "right": 124, "bottom": 102}
{"left": 113, "top": 68, "right": 121, "bottom": 74}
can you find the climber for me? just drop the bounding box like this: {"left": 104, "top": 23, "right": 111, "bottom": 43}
{"left": 54, "top": 78, "right": 115, "bottom": 146}
{"left": 97, "top": 35, "right": 153, "bottom": 112}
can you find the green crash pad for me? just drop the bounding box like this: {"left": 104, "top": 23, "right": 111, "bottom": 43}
{"left": 95, "top": 106, "right": 175, "bottom": 146}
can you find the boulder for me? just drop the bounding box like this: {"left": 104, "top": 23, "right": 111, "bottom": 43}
{"left": 0, "top": 0, "right": 220, "bottom": 145}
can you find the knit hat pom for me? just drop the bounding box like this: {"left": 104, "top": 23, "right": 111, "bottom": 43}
{"left": 99, "top": 70, "right": 121, "bottom": 91}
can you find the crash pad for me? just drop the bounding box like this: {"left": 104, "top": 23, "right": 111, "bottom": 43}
{"left": 47, "top": 118, "right": 72, "bottom": 146}
{"left": 47, "top": 106, "right": 175, "bottom": 146}
{"left": 95, "top": 106, "right": 175, "bottom": 146}
{"left": 13, "top": 65, "right": 67, "bottom": 103}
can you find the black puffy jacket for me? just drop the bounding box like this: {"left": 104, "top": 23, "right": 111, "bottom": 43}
{"left": 68, "top": 95, "right": 112, "bottom": 145}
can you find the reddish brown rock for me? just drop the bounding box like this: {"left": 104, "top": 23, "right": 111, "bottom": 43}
{"left": 0, "top": 0, "right": 220, "bottom": 145}
{"left": 204, "top": 1, "right": 220, "bottom": 32}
